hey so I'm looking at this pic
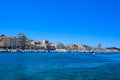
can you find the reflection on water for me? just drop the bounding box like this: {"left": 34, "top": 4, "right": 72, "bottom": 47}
{"left": 0, "top": 52, "right": 120, "bottom": 80}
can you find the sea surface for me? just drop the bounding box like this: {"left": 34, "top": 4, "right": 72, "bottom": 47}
{"left": 0, "top": 52, "right": 120, "bottom": 80}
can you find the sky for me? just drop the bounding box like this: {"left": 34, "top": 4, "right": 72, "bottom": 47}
{"left": 0, "top": 0, "right": 120, "bottom": 48}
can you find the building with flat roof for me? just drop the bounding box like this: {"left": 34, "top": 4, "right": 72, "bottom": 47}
{"left": 0, "top": 36, "right": 17, "bottom": 49}
{"left": 17, "top": 33, "right": 26, "bottom": 49}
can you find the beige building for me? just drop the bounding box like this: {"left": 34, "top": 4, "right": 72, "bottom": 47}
{"left": 0, "top": 36, "right": 17, "bottom": 48}
{"left": 26, "top": 40, "right": 35, "bottom": 49}
{"left": 0, "top": 36, "right": 4, "bottom": 47}
{"left": 0, "top": 39, "right": 3, "bottom": 47}
{"left": 54, "top": 42, "right": 65, "bottom": 49}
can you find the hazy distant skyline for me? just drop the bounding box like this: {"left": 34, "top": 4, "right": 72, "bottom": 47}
{"left": 0, "top": 0, "right": 120, "bottom": 48}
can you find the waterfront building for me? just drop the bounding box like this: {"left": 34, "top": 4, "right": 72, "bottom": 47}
{"left": 0, "top": 39, "right": 3, "bottom": 48}
{"left": 34, "top": 41, "right": 42, "bottom": 50}
{"left": 3, "top": 37, "right": 12, "bottom": 48}
{"left": 77, "top": 44, "right": 92, "bottom": 52}
{"left": 49, "top": 43, "right": 56, "bottom": 50}
{"left": 66, "top": 44, "right": 78, "bottom": 51}
{"left": 26, "top": 40, "right": 35, "bottom": 49}
{"left": 55, "top": 42, "right": 65, "bottom": 49}
{"left": 98, "top": 43, "right": 101, "bottom": 49}
{"left": 0, "top": 36, "right": 17, "bottom": 49}
{"left": 0, "top": 36, "right": 4, "bottom": 48}
{"left": 41, "top": 40, "right": 50, "bottom": 49}
{"left": 77, "top": 44, "right": 86, "bottom": 51}
{"left": 17, "top": 33, "right": 26, "bottom": 49}
{"left": 40, "top": 40, "right": 55, "bottom": 50}
{"left": 11, "top": 37, "right": 18, "bottom": 49}
{"left": 97, "top": 43, "right": 102, "bottom": 52}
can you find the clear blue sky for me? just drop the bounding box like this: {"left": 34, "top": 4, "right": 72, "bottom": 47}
{"left": 0, "top": 0, "right": 120, "bottom": 48}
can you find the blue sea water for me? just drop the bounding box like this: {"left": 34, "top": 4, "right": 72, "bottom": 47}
{"left": 0, "top": 52, "right": 120, "bottom": 80}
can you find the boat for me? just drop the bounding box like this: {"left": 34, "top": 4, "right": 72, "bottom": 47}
{"left": 90, "top": 51, "right": 96, "bottom": 54}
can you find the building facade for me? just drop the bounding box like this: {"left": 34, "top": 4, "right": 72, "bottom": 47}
{"left": 17, "top": 34, "right": 26, "bottom": 49}
{"left": 0, "top": 36, "right": 17, "bottom": 49}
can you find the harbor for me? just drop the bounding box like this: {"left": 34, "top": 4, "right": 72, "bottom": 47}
{"left": 0, "top": 52, "right": 120, "bottom": 80}
{"left": 0, "top": 34, "right": 120, "bottom": 53}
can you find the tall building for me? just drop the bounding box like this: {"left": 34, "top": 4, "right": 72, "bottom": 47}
{"left": 11, "top": 37, "right": 18, "bottom": 49}
{"left": 98, "top": 43, "right": 101, "bottom": 49}
{"left": 17, "top": 33, "right": 26, "bottom": 49}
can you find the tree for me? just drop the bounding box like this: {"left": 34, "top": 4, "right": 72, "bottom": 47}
{"left": 0, "top": 34, "right": 5, "bottom": 37}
